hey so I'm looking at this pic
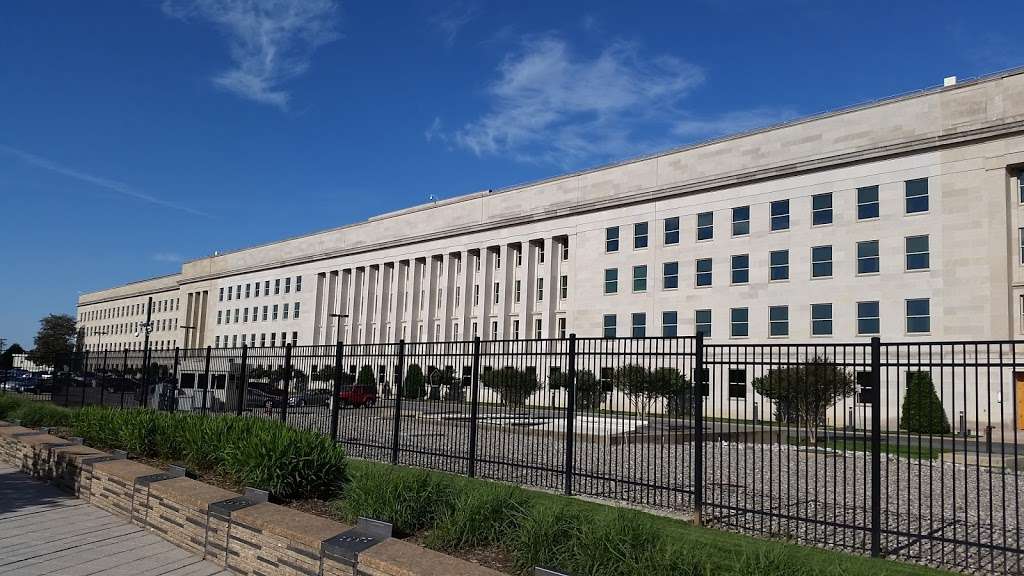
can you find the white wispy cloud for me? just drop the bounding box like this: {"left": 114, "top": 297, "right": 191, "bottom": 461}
{"left": 674, "top": 107, "right": 801, "bottom": 140}
{"left": 453, "top": 36, "right": 705, "bottom": 167}
{"left": 162, "top": 0, "right": 341, "bottom": 109}
{"left": 152, "top": 252, "right": 186, "bottom": 263}
{"left": 0, "top": 144, "right": 210, "bottom": 217}
{"left": 424, "top": 116, "right": 445, "bottom": 143}
{"left": 430, "top": 3, "right": 478, "bottom": 48}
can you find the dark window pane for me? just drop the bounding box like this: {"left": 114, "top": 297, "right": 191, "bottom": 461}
{"left": 905, "top": 178, "right": 929, "bottom": 213}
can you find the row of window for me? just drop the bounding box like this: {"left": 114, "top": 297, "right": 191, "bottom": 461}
{"left": 602, "top": 299, "right": 931, "bottom": 338}
{"left": 80, "top": 298, "right": 180, "bottom": 322}
{"left": 603, "top": 236, "right": 930, "bottom": 293}
{"left": 605, "top": 179, "right": 929, "bottom": 252}
{"left": 84, "top": 317, "right": 179, "bottom": 337}
{"left": 215, "top": 332, "right": 299, "bottom": 348}
{"left": 84, "top": 340, "right": 178, "bottom": 352}
{"left": 217, "top": 303, "right": 301, "bottom": 325}
{"left": 218, "top": 276, "right": 303, "bottom": 302}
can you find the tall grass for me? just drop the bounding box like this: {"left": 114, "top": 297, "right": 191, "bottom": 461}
{"left": 0, "top": 394, "right": 72, "bottom": 428}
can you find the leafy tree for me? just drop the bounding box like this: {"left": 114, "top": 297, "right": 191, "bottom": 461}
{"left": 357, "top": 365, "right": 379, "bottom": 395}
{"left": 612, "top": 365, "right": 687, "bottom": 419}
{"left": 482, "top": 366, "right": 540, "bottom": 406}
{"left": 27, "top": 314, "right": 77, "bottom": 368}
{"left": 403, "top": 364, "right": 426, "bottom": 399}
{"left": 549, "top": 369, "right": 606, "bottom": 411}
{"left": 750, "top": 356, "right": 856, "bottom": 444}
{"left": 0, "top": 343, "right": 26, "bottom": 370}
{"left": 900, "top": 371, "right": 951, "bottom": 434}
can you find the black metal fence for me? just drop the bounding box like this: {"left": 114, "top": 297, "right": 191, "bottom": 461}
{"left": 2, "top": 335, "right": 1022, "bottom": 575}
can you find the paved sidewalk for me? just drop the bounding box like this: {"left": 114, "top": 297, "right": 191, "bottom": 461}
{"left": 0, "top": 464, "right": 229, "bottom": 576}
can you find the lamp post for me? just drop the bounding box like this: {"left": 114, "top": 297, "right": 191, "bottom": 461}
{"left": 181, "top": 325, "right": 196, "bottom": 358}
{"left": 96, "top": 329, "right": 108, "bottom": 352}
{"left": 329, "top": 313, "right": 349, "bottom": 345}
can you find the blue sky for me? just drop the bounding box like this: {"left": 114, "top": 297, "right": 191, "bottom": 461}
{"left": 0, "top": 0, "right": 1020, "bottom": 348}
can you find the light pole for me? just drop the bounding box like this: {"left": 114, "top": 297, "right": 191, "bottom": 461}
{"left": 96, "top": 329, "right": 108, "bottom": 352}
{"left": 181, "top": 325, "right": 196, "bottom": 358}
{"left": 329, "top": 313, "right": 349, "bottom": 345}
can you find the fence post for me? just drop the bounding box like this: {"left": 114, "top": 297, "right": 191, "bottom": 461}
{"left": 170, "top": 347, "right": 179, "bottom": 412}
{"left": 870, "top": 336, "right": 882, "bottom": 557}
{"left": 391, "top": 340, "right": 405, "bottom": 466}
{"left": 237, "top": 345, "right": 248, "bottom": 416}
{"left": 80, "top": 350, "right": 89, "bottom": 407}
{"left": 693, "top": 332, "right": 705, "bottom": 526}
{"left": 564, "top": 334, "right": 577, "bottom": 496}
{"left": 281, "top": 344, "right": 293, "bottom": 423}
{"left": 468, "top": 337, "right": 482, "bottom": 477}
{"left": 329, "top": 342, "right": 344, "bottom": 441}
{"left": 99, "top": 351, "right": 108, "bottom": 406}
{"left": 201, "top": 346, "right": 211, "bottom": 415}
{"left": 120, "top": 349, "right": 128, "bottom": 409}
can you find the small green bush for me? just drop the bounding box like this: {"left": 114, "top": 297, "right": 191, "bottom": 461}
{"left": 900, "top": 372, "right": 951, "bottom": 434}
{"left": 509, "top": 502, "right": 582, "bottom": 572}
{"left": 403, "top": 364, "right": 426, "bottom": 399}
{"left": 357, "top": 365, "right": 377, "bottom": 391}
{"left": 11, "top": 401, "right": 72, "bottom": 428}
{"left": 425, "top": 482, "right": 528, "bottom": 551}
{"left": 0, "top": 394, "right": 26, "bottom": 419}
{"left": 340, "top": 463, "right": 455, "bottom": 536}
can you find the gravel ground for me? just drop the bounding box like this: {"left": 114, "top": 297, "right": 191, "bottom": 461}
{"left": 318, "top": 407, "right": 1024, "bottom": 576}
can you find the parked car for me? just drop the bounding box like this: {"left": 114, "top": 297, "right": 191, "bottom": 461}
{"left": 287, "top": 389, "right": 332, "bottom": 407}
{"left": 245, "top": 388, "right": 285, "bottom": 410}
{"left": 338, "top": 385, "right": 377, "bottom": 408}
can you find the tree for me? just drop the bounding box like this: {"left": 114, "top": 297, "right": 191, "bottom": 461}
{"left": 403, "top": 364, "right": 426, "bottom": 399}
{"left": 750, "top": 355, "right": 856, "bottom": 445}
{"left": 900, "top": 371, "right": 951, "bottom": 434}
{"left": 550, "top": 369, "right": 606, "bottom": 411}
{"left": 482, "top": 366, "right": 540, "bottom": 407}
{"left": 27, "top": 314, "right": 77, "bottom": 368}
{"left": 357, "top": 365, "right": 378, "bottom": 394}
{"left": 612, "top": 365, "right": 686, "bottom": 419}
{"left": 0, "top": 343, "right": 26, "bottom": 370}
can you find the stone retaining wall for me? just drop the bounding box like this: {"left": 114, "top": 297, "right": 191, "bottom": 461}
{"left": 0, "top": 419, "right": 504, "bottom": 576}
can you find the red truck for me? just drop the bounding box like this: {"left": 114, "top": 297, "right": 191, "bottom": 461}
{"left": 338, "top": 384, "right": 377, "bottom": 408}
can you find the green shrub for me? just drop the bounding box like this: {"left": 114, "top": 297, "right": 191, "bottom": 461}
{"left": 481, "top": 366, "right": 540, "bottom": 406}
{"left": 549, "top": 370, "right": 605, "bottom": 411}
{"left": 339, "top": 464, "right": 455, "bottom": 536}
{"left": 357, "top": 365, "right": 377, "bottom": 392}
{"left": 0, "top": 394, "right": 26, "bottom": 419}
{"left": 509, "top": 502, "right": 582, "bottom": 572}
{"left": 12, "top": 401, "right": 72, "bottom": 428}
{"left": 735, "top": 548, "right": 816, "bottom": 576}
{"left": 425, "top": 482, "right": 528, "bottom": 551}
{"left": 403, "top": 364, "right": 426, "bottom": 399}
{"left": 900, "top": 371, "right": 951, "bottom": 434}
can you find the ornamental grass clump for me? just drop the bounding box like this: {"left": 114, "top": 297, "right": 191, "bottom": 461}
{"left": 339, "top": 462, "right": 456, "bottom": 536}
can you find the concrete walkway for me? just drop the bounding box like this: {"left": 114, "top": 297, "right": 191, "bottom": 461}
{"left": 0, "top": 464, "right": 229, "bottom": 576}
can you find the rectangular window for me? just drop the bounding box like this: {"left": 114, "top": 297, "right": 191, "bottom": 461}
{"left": 557, "top": 317, "right": 566, "bottom": 338}
{"left": 695, "top": 309, "right": 711, "bottom": 338}
{"left": 663, "top": 262, "right": 678, "bottom": 289}
{"left": 906, "top": 235, "right": 930, "bottom": 270}
{"left": 905, "top": 178, "right": 929, "bottom": 213}
{"left": 262, "top": 306, "right": 268, "bottom": 321}
{"left": 227, "top": 286, "right": 233, "bottom": 301}
{"left": 770, "top": 199, "right": 790, "bottom": 231}
{"left": 243, "top": 308, "right": 249, "bottom": 323}
{"left": 730, "top": 307, "right": 748, "bottom": 337}
{"left": 603, "top": 314, "right": 617, "bottom": 338}
{"left": 561, "top": 243, "right": 569, "bottom": 261}
{"left": 857, "top": 240, "right": 880, "bottom": 274}
{"left": 770, "top": 250, "right": 789, "bottom": 281}
{"left": 812, "top": 193, "right": 833, "bottom": 225}
{"left": 217, "top": 310, "right": 222, "bottom": 325}
{"left": 515, "top": 250, "right": 522, "bottom": 267}
{"left": 606, "top": 226, "right": 619, "bottom": 252}
{"left": 255, "top": 282, "right": 260, "bottom": 297}
{"left": 512, "top": 320, "right": 519, "bottom": 339}
{"left": 1021, "top": 227, "right": 1024, "bottom": 264}
{"left": 274, "top": 279, "right": 280, "bottom": 295}
{"left": 604, "top": 268, "right": 618, "bottom": 294}
{"left": 696, "top": 211, "right": 713, "bottom": 240}
{"left": 495, "top": 251, "right": 502, "bottom": 269}
{"left": 1019, "top": 170, "right": 1024, "bottom": 203}
{"left": 811, "top": 245, "right": 833, "bottom": 278}
{"left": 253, "top": 306, "right": 258, "bottom": 322}
{"left": 695, "top": 258, "right": 712, "bottom": 287}
{"left": 272, "top": 304, "right": 279, "bottom": 321}
{"left": 732, "top": 206, "right": 750, "bottom": 236}
{"left": 245, "top": 284, "right": 251, "bottom": 298}
{"left": 264, "top": 280, "right": 270, "bottom": 295}
{"left": 296, "top": 276, "right": 302, "bottom": 292}
{"left": 284, "top": 277, "right": 291, "bottom": 294}
{"left": 260, "top": 333, "right": 266, "bottom": 347}
{"left": 811, "top": 303, "right": 833, "bottom": 336}
{"left": 906, "top": 298, "right": 931, "bottom": 333}
{"left": 538, "top": 243, "right": 545, "bottom": 264}
{"left": 215, "top": 336, "right": 220, "bottom": 348}
{"left": 631, "top": 312, "right": 646, "bottom": 338}
{"left": 769, "top": 305, "right": 789, "bottom": 337}
{"left": 664, "top": 216, "right": 680, "bottom": 245}
{"left": 537, "top": 278, "right": 544, "bottom": 301}
{"left": 219, "top": 287, "right": 224, "bottom": 302}
{"left": 473, "top": 284, "right": 480, "bottom": 306}
{"left": 294, "top": 302, "right": 300, "bottom": 319}
{"left": 731, "top": 254, "right": 749, "bottom": 284}
{"left": 662, "top": 311, "right": 678, "bottom": 337}
{"left": 634, "top": 222, "right": 649, "bottom": 249}
{"left": 857, "top": 301, "right": 880, "bottom": 335}
{"left": 514, "top": 280, "right": 521, "bottom": 303}
{"left": 535, "top": 319, "right": 543, "bottom": 339}
{"left": 559, "top": 275, "right": 568, "bottom": 299}
{"left": 858, "top": 186, "right": 879, "bottom": 220}
{"left": 282, "top": 303, "right": 289, "bottom": 320}
{"left": 728, "top": 369, "right": 746, "bottom": 398}
{"left": 632, "top": 265, "right": 648, "bottom": 292}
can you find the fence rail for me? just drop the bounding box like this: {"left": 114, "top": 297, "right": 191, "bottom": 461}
{"left": 2, "top": 334, "right": 1022, "bottom": 575}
